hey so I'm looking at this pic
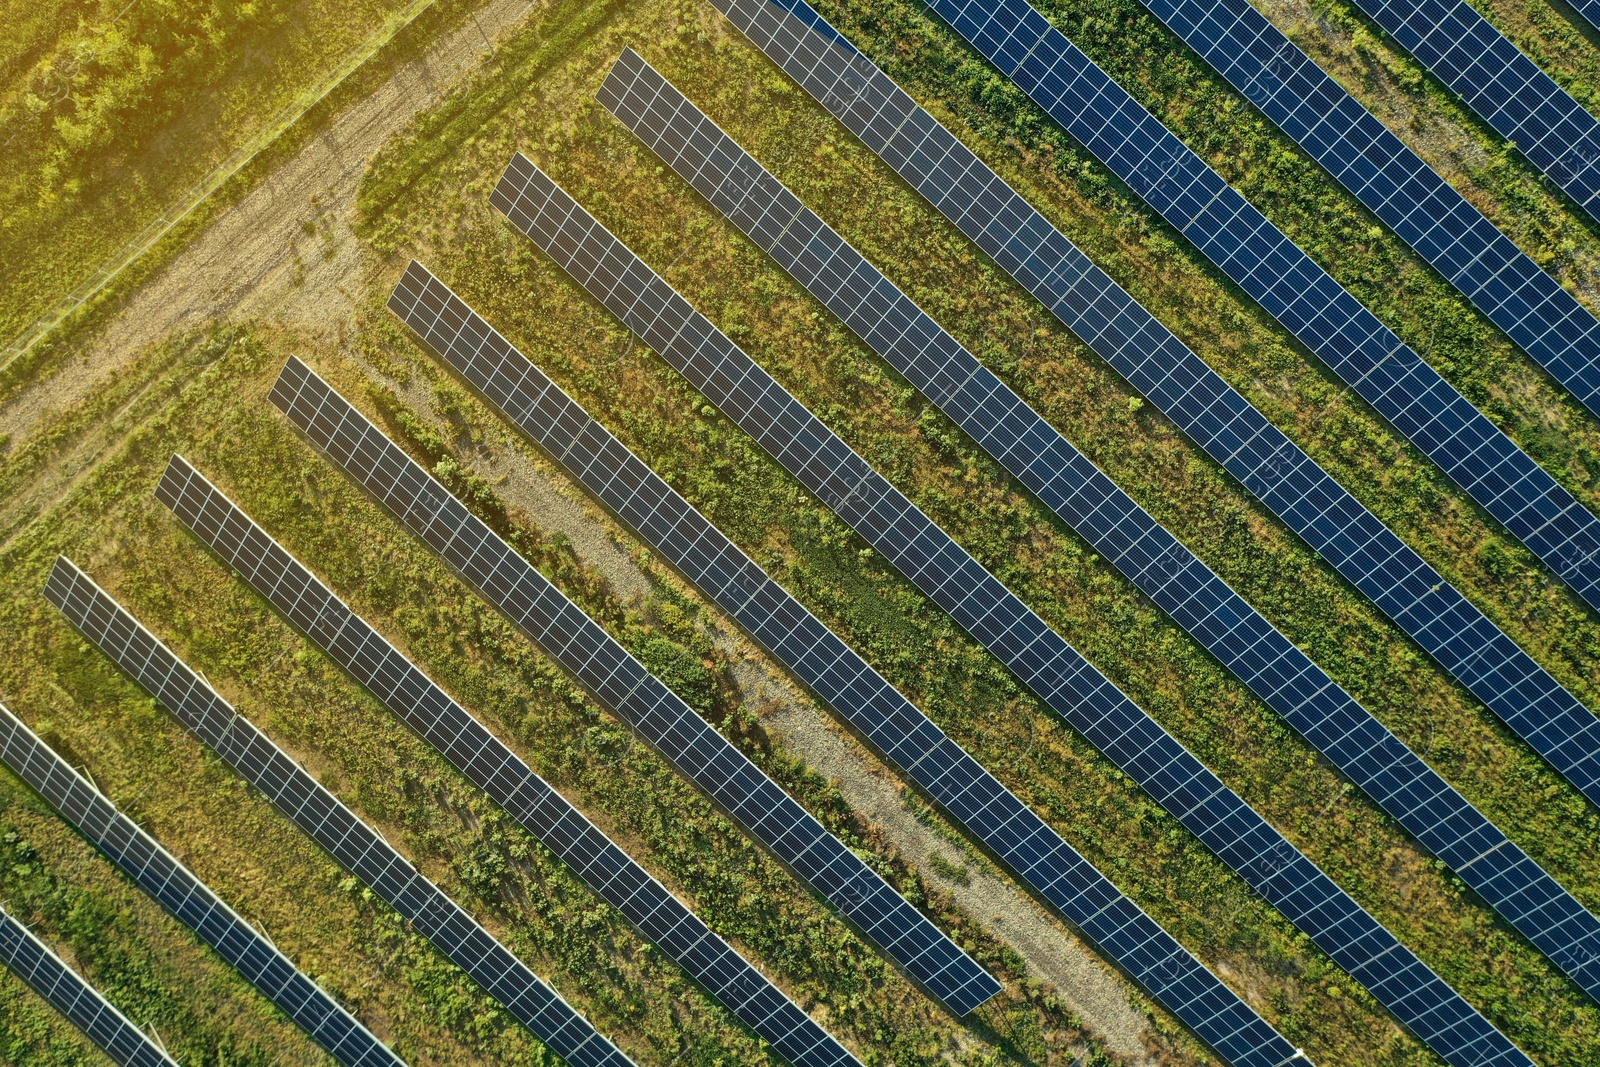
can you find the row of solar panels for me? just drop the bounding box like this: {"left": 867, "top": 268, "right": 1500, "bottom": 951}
{"left": 590, "top": 43, "right": 1600, "bottom": 1017}
{"left": 707, "top": 0, "right": 1600, "bottom": 837}
{"left": 719, "top": 0, "right": 1600, "bottom": 980}
{"left": 15, "top": 0, "right": 1600, "bottom": 1062}
{"left": 1350, "top": 0, "right": 1600, "bottom": 227}
{"left": 901, "top": 0, "right": 1600, "bottom": 617}
{"left": 489, "top": 137, "right": 1541, "bottom": 1067}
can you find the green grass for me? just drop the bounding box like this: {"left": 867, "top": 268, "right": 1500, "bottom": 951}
{"left": 5, "top": 0, "right": 1600, "bottom": 1063}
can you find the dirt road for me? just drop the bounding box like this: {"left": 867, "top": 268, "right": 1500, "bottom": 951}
{"left": 0, "top": 0, "right": 540, "bottom": 445}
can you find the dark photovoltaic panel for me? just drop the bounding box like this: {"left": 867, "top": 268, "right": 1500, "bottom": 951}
{"left": 44, "top": 553, "right": 635, "bottom": 1067}
{"left": 489, "top": 160, "right": 1534, "bottom": 1067}
{"left": 595, "top": 49, "right": 1600, "bottom": 1005}
{"left": 152, "top": 446, "right": 863, "bottom": 1067}
{"left": 386, "top": 262, "right": 1307, "bottom": 1067}
{"left": 264, "top": 357, "right": 1001, "bottom": 1019}
{"left": 1576, "top": 1, "right": 1600, "bottom": 37}
{"left": 921, "top": 0, "right": 1600, "bottom": 615}
{"left": 1138, "top": 0, "right": 1600, "bottom": 422}
{"left": 708, "top": 0, "right": 1600, "bottom": 906}
{"left": 0, "top": 698, "right": 408, "bottom": 1067}
{"left": 0, "top": 903, "right": 178, "bottom": 1067}
{"left": 1347, "top": 0, "right": 1600, "bottom": 225}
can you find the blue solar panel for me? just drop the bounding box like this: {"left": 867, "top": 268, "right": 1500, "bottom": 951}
{"left": 264, "top": 356, "right": 1000, "bottom": 1018}
{"left": 0, "top": 903, "right": 179, "bottom": 1067}
{"left": 821, "top": 0, "right": 1600, "bottom": 616}
{"left": 385, "top": 260, "right": 1307, "bottom": 1067}
{"left": 0, "top": 697, "right": 409, "bottom": 1067}
{"left": 1348, "top": 0, "right": 1600, "bottom": 225}
{"left": 704, "top": 0, "right": 1600, "bottom": 908}
{"left": 1133, "top": 0, "right": 1600, "bottom": 423}
{"left": 593, "top": 44, "right": 1600, "bottom": 1009}
{"left": 488, "top": 158, "right": 1534, "bottom": 1067}
{"left": 44, "top": 552, "right": 637, "bottom": 1067}
{"left": 1573, "top": 0, "right": 1600, "bottom": 37}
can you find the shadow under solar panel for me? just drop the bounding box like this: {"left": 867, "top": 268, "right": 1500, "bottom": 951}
{"left": 907, "top": 0, "right": 1600, "bottom": 617}
{"left": 591, "top": 47, "right": 1600, "bottom": 1009}
{"left": 488, "top": 159, "right": 1535, "bottom": 1067}
{"left": 264, "top": 357, "right": 1001, "bottom": 1019}
{"left": 384, "top": 258, "right": 1308, "bottom": 1067}
{"left": 152, "top": 438, "right": 864, "bottom": 1067}
{"left": 0, "top": 904, "right": 179, "bottom": 1067}
{"left": 45, "top": 551, "right": 637, "bottom": 1067}
{"left": 1346, "top": 0, "right": 1600, "bottom": 225}
{"left": 1134, "top": 0, "right": 1600, "bottom": 422}
{"left": 0, "top": 697, "right": 409, "bottom": 1067}
{"left": 703, "top": 0, "right": 1600, "bottom": 881}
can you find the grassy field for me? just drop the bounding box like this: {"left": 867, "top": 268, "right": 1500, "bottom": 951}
{"left": 3, "top": 0, "right": 1600, "bottom": 1064}
{"left": 0, "top": 0, "right": 427, "bottom": 347}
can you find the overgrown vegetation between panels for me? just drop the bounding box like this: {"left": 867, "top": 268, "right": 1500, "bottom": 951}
{"left": 7, "top": 0, "right": 1600, "bottom": 1063}
{"left": 0, "top": 320, "right": 1124, "bottom": 1065}
{"left": 354, "top": 0, "right": 1600, "bottom": 1062}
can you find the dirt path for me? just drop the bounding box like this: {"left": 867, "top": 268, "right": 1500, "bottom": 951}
{"left": 0, "top": 0, "right": 540, "bottom": 445}
{"left": 726, "top": 650, "right": 1161, "bottom": 1064}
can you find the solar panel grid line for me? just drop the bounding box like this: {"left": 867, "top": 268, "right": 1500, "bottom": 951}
{"left": 896, "top": 0, "right": 1600, "bottom": 610}
{"left": 151, "top": 453, "right": 859, "bottom": 1067}
{"left": 383, "top": 260, "right": 1309, "bottom": 1067}
{"left": 259, "top": 358, "right": 1002, "bottom": 1021}
{"left": 41, "top": 553, "right": 638, "bottom": 1067}
{"left": 0, "top": 700, "right": 409, "bottom": 1067}
{"left": 0, "top": 904, "right": 180, "bottom": 1067}
{"left": 489, "top": 160, "right": 1536, "bottom": 1067}
{"left": 707, "top": 0, "right": 1600, "bottom": 810}
{"left": 1348, "top": 0, "right": 1600, "bottom": 220}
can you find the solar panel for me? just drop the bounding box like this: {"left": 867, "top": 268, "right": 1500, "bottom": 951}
{"left": 750, "top": 0, "right": 1600, "bottom": 618}
{"left": 487, "top": 159, "right": 1534, "bottom": 1067}
{"left": 1574, "top": 1, "right": 1600, "bottom": 38}
{"left": 1134, "top": 0, "right": 1600, "bottom": 423}
{"left": 706, "top": 0, "right": 1600, "bottom": 934}
{"left": 263, "top": 356, "right": 1001, "bottom": 1018}
{"left": 0, "top": 903, "right": 179, "bottom": 1067}
{"left": 0, "top": 699, "right": 408, "bottom": 1067}
{"left": 385, "top": 261, "right": 1307, "bottom": 1067}
{"left": 593, "top": 47, "right": 1600, "bottom": 1007}
{"left": 1345, "top": 0, "right": 1600, "bottom": 226}
{"left": 42, "top": 554, "right": 637, "bottom": 1067}
{"left": 149, "top": 453, "right": 864, "bottom": 1067}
